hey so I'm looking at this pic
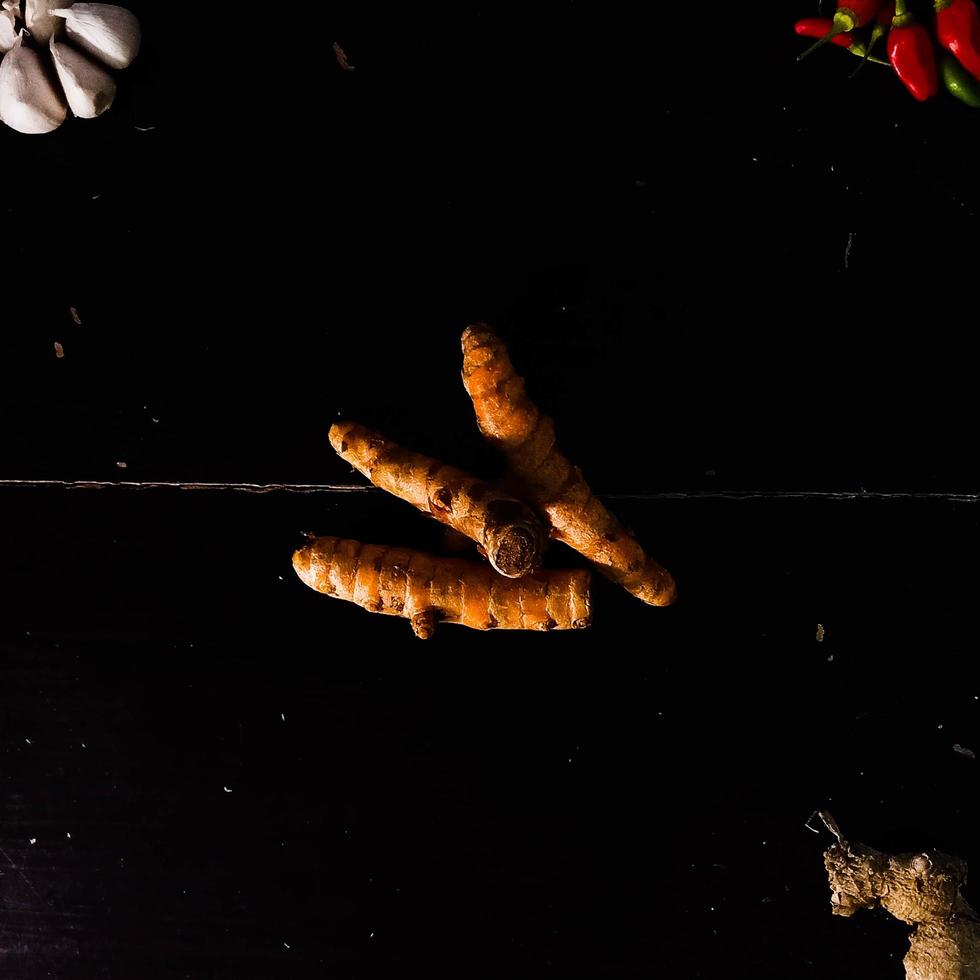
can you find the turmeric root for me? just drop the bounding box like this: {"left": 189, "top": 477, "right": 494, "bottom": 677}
{"left": 293, "top": 535, "right": 592, "bottom": 637}
{"left": 820, "top": 811, "right": 980, "bottom": 980}
{"left": 460, "top": 324, "right": 677, "bottom": 607}
{"left": 329, "top": 421, "right": 546, "bottom": 578}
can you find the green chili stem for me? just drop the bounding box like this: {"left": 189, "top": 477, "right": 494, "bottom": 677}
{"left": 850, "top": 21, "right": 889, "bottom": 78}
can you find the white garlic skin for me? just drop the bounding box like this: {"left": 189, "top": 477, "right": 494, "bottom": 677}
{"left": 51, "top": 3, "right": 140, "bottom": 70}
{"left": 0, "top": 34, "right": 67, "bottom": 133}
{"left": 50, "top": 36, "right": 116, "bottom": 118}
{"left": 0, "top": 8, "right": 17, "bottom": 52}
{"left": 24, "top": 0, "right": 72, "bottom": 44}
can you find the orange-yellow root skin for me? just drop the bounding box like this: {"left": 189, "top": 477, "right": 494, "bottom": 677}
{"left": 329, "top": 421, "right": 545, "bottom": 579}
{"left": 461, "top": 324, "right": 677, "bottom": 606}
{"left": 293, "top": 536, "right": 592, "bottom": 637}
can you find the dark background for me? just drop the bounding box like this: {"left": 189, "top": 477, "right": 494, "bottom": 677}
{"left": 2, "top": 1, "right": 979, "bottom": 976}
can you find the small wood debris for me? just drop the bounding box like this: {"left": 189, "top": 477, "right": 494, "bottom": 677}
{"left": 816, "top": 623, "right": 825, "bottom": 642}
{"left": 70, "top": 306, "right": 82, "bottom": 325}
{"left": 953, "top": 743, "right": 976, "bottom": 759}
{"left": 54, "top": 341, "right": 65, "bottom": 358}
{"left": 333, "top": 41, "right": 355, "bottom": 71}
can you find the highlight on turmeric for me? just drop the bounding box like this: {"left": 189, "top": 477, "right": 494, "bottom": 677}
{"left": 329, "top": 421, "right": 546, "bottom": 579}
{"left": 460, "top": 324, "right": 677, "bottom": 607}
{"left": 293, "top": 535, "right": 592, "bottom": 637}
{"left": 818, "top": 810, "right": 980, "bottom": 980}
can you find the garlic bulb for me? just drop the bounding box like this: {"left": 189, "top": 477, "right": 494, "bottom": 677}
{"left": 0, "top": 1, "right": 141, "bottom": 133}
{"left": 50, "top": 33, "right": 113, "bottom": 117}
{"left": 51, "top": 3, "right": 139, "bottom": 70}
{"left": 0, "top": 33, "right": 66, "bottom": 132}
{"left": 0, "top": 7, "right": 16, "bottom": 51}
{"left": 24, "top": 0, "right": 71, "bottom": 44}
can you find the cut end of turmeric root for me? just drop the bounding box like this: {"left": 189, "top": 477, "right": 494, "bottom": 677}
{"left": 293, "top": 535, "right": 592, "bottom": 637}
{"left": 461, "top": 323, "right": 678, "bottom": 607}
{"left": 329, "top": 420, "right": 546, "bottom": 579}
{"left": 482, "top": 516, "right": 541, "bottom": 579}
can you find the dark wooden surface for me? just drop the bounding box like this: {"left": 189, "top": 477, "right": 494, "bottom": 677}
{"left": 2, "top": 2, "right": 980, "bottom": 977}
{"left": 2, "top": 489, "right": 979, "bottom": 978}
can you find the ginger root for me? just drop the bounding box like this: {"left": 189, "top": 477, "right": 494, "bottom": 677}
{"left": 329, "top": 421, "right": 546, "bottom": 578}
{"left": 820, "top": 812, "right": 980, "bottom": 980}
{"left": 293, "top": 535, "right": 592, "bottom": 637}
{"left": 460, "top": 324, "right": 677, "bottom": 606}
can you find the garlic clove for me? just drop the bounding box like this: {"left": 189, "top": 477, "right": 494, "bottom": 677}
{"left": 0, "top": 8, "right": 17, "bottom": 53}
{"left": 24, "top": 0, "right": 72, "bottom": 45}
{"left": 0, "top": 33, "right": 67, "bottom": 133}
{"left": 51, "top": 3, "right": 140, "bottom": 70}
{"left": 50, "top": 35, "right": 116, "bottom": 118}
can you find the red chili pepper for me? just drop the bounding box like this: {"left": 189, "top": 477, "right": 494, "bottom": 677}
{"left": 874, "top": 3, "right": 897, "bottom": 40}
{"left": 888, "top": 0, "right": 939, "bottom": 99}
{"left": 836, "top": 0, "right": 886, "bottom": 27}
{"left": 798, "top": 0, "right": 886, "bottom": 59}
{"left": 795, "top": 18, "right": 892, "bottom": 63}
{"left": 936, "top": 0, "right": 980, "bottom": 81}
{"left": 795, "top": 17, "right": 854, "bottom": 47}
